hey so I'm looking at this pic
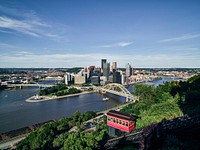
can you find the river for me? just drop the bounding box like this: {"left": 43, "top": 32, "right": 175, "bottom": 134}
{"left": 0, "top": 77, "right": 176, "bottom": 134}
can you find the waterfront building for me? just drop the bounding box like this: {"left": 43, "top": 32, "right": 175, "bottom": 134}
{"left": 91, "top": 76, "right": 100, "bottom": 85}
{"left": 74, "top": 69, "right": 87, "bottom": 84}
{"left": 65, "top": 73, "right": 74, "bottom": 85}
{"left": 100, "top": 76, "right": 107, "bottom": 85}
{"left": 126, "top": 63, "right": 132, "bottom": 77}
{"left": 64, "top": 74, "right": 69, "bottom": 85}
{"left": 113, "top": 71, "right": 121, "bottom": 84}
{"left": 74, "top": 75, "right": 86, "bottom": 84}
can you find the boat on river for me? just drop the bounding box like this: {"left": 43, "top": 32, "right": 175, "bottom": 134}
{"left": 102, "top": 97, "right": 109, "bottom": 101}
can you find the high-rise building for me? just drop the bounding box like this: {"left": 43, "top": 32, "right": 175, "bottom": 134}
{"left": 64, "top": 73, "right": 70, "bottom": 85}
{"left": 64, "top": 73, "right": 74, "bottom": 85}
{"left": 94, "top": 67, "right": 101, "bottom": 77}
{"left": 113, "top": 72, "right": 121, "bottom": 84}
{"left": 91, "top": 76, "right": 100, "bottom": 85}
{"left": 104, "top": 62, "right": 110, "bottom": 77}
{"left": 74, "top": 75, "right": 86, "bottom": 84}
{"left": 121, "top": 73, "right": 126, "bottom": 85}
{"left": 112, "top": 61, "right": 117, "bottom": 70}
{"left": 126, "top": 63, "right": 132, "bottom": 77}
{"left": 101, "top": 59, "right": 107, "bottom": 72}
{"left": 74, "top": 69, "right": 87, "bottom": 84}
{"left": 101, "top": 59, "right": 110, "bottom": 78}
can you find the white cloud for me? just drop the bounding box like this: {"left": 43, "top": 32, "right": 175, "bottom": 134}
{"left": 99, "top": 42, "right": 133, "bottom": 48}
{"left": 0, "top": 52, "right": 199, "bottom": 68}
{"left": 0, "top": 16, "right": 44, "bottom": 37}
{"left": 159, "top": 33, "right": 200, "bottom": 43}
{"left": 0, "top": 6, "right": 68, "bottom": 40}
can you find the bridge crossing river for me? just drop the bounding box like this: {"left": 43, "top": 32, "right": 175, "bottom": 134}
{"left": 99, "top": 83, "right": 138, "bottom": 102}
{"left": 6, "top": 84, "right": 54, "bottom": 88}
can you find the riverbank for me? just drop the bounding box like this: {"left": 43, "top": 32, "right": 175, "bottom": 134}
{"left": 25, "top": 91, "right": 96, "bottom": 102}
{"left": 0, "top": 101, "right": 133, "bottom": 149}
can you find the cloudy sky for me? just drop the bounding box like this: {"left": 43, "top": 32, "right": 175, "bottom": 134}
{"left": 0, "top": 0, "right": 200, "bottom": 68}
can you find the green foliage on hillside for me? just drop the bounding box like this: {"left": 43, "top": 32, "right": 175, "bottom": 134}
{"left": 122, "top": 82, "right": 183, "bottom": 129}
{"left": 16, "top": 111, "right": 105, "bottom": 150}
{"left": 54, "top": 129, "right": 107, "bottom": 150}
{"left": 170, "top": 74, "right": 200, "bottom": 114}
{"left": 17, "top": 75, "right": 200, "bottom": 150}
{"left": 122, "top": 74, "right": 200, "bottom": 129}
{"left": 66, "top": 67, "right": 83, "bottom": 73}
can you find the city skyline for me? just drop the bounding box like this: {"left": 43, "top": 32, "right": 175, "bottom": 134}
{"left": 0, "top": 0, "right": 200, "bottom": 68}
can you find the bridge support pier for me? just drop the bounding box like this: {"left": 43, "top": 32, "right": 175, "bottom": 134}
{"left": 126, "top": 97, "right": 129, "bottom": 102}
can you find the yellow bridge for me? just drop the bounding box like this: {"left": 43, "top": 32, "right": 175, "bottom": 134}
{"left": 100, "top": 83, "right": 139, "bottom": 102}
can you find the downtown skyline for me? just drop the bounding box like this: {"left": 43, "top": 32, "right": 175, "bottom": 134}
{"left": 0, "top": 0, "right": 200, "bottom": 68}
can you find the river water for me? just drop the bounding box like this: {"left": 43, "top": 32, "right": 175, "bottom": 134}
{"left": 0, "top": 77, "right": 175, "bottom": 134}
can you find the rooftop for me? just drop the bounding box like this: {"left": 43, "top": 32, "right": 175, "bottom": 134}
{"left": 107, "top": 110, "right": 137, "bottom": 121}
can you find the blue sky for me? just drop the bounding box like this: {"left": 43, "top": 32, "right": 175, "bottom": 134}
{"left": 0, "top": 0, "right": 200, "bottom": 68}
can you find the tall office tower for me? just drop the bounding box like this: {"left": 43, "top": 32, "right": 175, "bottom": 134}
{"left": 101, "top": 59, "right": 110, "bottom": 78}
{"left": 113, "top": 71, "right": 121, "bottom": 84}
{"left": 112, "top": 61, "right": 117, "bottom": 70}
{"left": 101, "top": 59, "right": 107, "bottom": 72}
{"left": 121, "top": 73, "right": 126, "bottom": 85}
{"left": 103, "top": 62, "right": 110, "bottom": 78}
{"left": 126, "top": 63, "right": 132, "bottom": 77}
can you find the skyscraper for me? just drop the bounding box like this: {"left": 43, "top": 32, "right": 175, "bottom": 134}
{"left": 113, "top": 71, "right": 121, "bottom": 84}
{"left": 126, "top": 63, "right": 132, "bottom": 77}
{"left": 112, "top": 61, "right": 117, "bottom": 70}
{"left": 103, "top": 62, "right": 110, "bottom": 77}
{"left": 101, "top": 59, "right": 110, "bottom": 78}
{"left": 101, "top": 59, "right": 107, "bottom": 72}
